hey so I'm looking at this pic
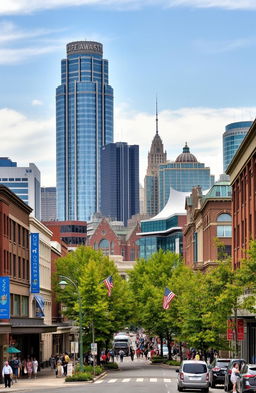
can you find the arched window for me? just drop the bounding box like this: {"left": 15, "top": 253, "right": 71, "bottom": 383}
{"left": 217, "top": 213, "right": 232, "bottom": 222}
{"left": 98, "top": 239, "right": 110, "bottom": 255}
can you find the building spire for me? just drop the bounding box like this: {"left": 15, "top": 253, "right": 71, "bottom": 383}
{"left": 156, "top": 96, "right": 159, "bottom": 135}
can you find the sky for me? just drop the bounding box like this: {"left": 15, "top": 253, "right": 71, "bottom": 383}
{"left": 1, "top": 0, "right": 256, "bottom": 186}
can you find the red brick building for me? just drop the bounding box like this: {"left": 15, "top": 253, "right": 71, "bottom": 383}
{"left": 43, "top": 220, "right": 87, "bottom": 249}
{"left": 184, "top": 181, "right": 232, "bottom": 271}
{"left": 226, "top": 119, "right": 256, "bottom": 269}
{"left": 86, "top": 217, "right": 140, "bottom": 261}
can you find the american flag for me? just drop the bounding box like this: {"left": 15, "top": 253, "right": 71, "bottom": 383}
{"left": 162, "top": 287, "right": 176, "bottom": 310}
{"left": 103, "top": 276, "right": 113, "bottom": 297}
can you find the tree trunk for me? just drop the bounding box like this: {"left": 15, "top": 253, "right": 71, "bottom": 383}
{"left": 166, "top": 330, "right": 172, "bottom": 360}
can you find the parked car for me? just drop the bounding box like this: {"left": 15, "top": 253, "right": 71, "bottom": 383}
{"left": 209, "top": 358, "right": 230, "bottom": 387}
{"left": 224, "top": 359, "right": 247, "bottom": 391}
{"left": 237, "top": 364, "right": 256, "bottom": 393}
{"left": 177, "top": 360, "right": 209, "bottom": 392}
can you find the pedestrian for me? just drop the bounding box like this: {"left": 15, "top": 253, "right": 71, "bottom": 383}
{"left": 10, "top": 357, "right": 19, "bottom": 383}
{"left": 130, "top": 348, "right": 134, "bottom": 361}
{"left": 231, "top": 362, "right": 240, "bottom": 393}
{"left": 62, "top": 352, "right": 70, "bottom": 376}
{"left": 119, "top": 349, "right": 124, "bottom": 362}
{"left": 2, "top": 361, "right": 13, "bottom": 388}
{"left": 49, "top": 355, "right": 55, "bottom": 369}
{"left": 109, "top": 349, "right": 115, "bottom": 363}
{"left": 195, "top": 352, "right": 200, "bottom": 360}
{"left": 32, "top": 358, "right": 38, "bottom": 378}
{"left": 26, "top": 358, "right": 33, "bottom": 379}
{"left": 144, "top": 349, "right": 149, "bottom": 360}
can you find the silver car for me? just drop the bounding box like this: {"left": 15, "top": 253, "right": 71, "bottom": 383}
{"left": 177, "top": 360, "right": 209, "bottom": 392}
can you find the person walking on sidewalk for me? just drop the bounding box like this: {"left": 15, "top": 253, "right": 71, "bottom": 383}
{"left": 32, "top": 358, "right": 38, "bottom": 378}
{"left": 2, "top": 361, "right": 13, "bottom": 388}
{"left": 119, "top": 350, "right": 124, "bottom": 363}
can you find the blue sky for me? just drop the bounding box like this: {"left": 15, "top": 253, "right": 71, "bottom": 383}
{"left": 1, "top": 0, "right": 256, "bottom": 186}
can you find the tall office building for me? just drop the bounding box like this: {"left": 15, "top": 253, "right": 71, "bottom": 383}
{"left": 41, "top": 187, "right": 56, "bottom": 221}
{"left": 0, "top": 158, "right": 41, "bottom": 219}
{"left": 56, "top": 41, "right": 114, "bottom": 221}
{"left": 158, "top": 144, "right": 214, "bottom": 210}
{"left": 223, "top": 121, "right": 253, "bottom": 172}
{"left": 101, "top": 142, "right": 139, "bottom": 226}
{"left": 144, "top": 102, "right": 167, "bottom": 217}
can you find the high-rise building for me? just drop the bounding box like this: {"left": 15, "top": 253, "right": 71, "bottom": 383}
{"left": 100, "top": 142, "right": 139, "bottom": 226}
{"left": 158, "top": 144, "right": 214, "bottom": 210}
{"left": 41, "top": 187, "right": 56, "bottom": 221}
{"left": 0, "top": 158, "right": 41, "bottom": 219}
{"left": 56, "top": 41, "right": 114, "bottom": 221}
{"left": 144, "top": 102, "right": 167, "bottom": 217}
{"left": 223, "top": 121, "right": 253, "bottom": 172}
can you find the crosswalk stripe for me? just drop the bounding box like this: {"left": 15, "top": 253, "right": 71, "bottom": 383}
{"left": 122, "top": 379, "right": 130, "bottom": 383}
{"left": 94, "top": 380, "right": 103, "bottom": 384}
{"left": 164, "top": 379, "right": 171, "bottom": 383}
{"left": 108, "top": 379, "right": 117, "bottom": 383}
{"left": 136, "top": 378, "right": 144, "bottom": 382}
{"left": 150, "top": 378, "right": 157, "bottom": 382}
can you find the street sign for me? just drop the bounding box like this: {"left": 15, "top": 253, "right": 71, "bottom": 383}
{"left": 71, "top": 341, "right": 78, "bottom": 353}
{"left": 91, "top": 343, "right": 97, "bottom": 355}
{"left": 237, "top": 319, "right": 244, "bottom": 340}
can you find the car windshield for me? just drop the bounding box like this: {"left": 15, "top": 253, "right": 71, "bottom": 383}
{"left": 183, "top": 364, "right": 207, "bottom": 374}
{"left": 216, "top": 361, "right": 229, "bottom": 367}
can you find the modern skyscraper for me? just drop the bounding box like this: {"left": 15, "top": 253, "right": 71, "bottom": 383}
{"left": 158, "top": 144, "right": 215, "bottom": 210}
{"left": 101, "top": 142, "right": 139, "bottom": 226}
{"left": 0, "top": 158, "right": 41, "bottom": 219}
{"left": 223, "top": 121, "right": 253, "bottom": 172}
{"left": 56, "top": 41, "right": 114, "bottom": 221}
{"left": 41, "top": 187, "right": 56, "bottom": 221}
{"left": 144, "top": 102, "right": 167, "bottom": 217}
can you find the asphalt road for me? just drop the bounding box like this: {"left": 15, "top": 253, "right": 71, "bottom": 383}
{"left": 15, "top": 358, "right": 227, "bottom": 393}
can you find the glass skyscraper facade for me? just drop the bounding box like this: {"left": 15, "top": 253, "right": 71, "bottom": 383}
{"left": 101, "top": 142, "right": 139, "bottom": 226}
{"left": 56, "top": 41, "right": 114, "bottom": 221}
{"left": 223, "top": 121, "right": 252, "bottom": 172}
{"left": 158, "top": 144, "right": 214, "bottom": 210}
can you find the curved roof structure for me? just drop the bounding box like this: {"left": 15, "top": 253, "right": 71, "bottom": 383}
{"left": 149, "top": 187, "right": 190, "bottom": 221}
{"left": 175, "top": 142, "right": 198, "bottom": 163}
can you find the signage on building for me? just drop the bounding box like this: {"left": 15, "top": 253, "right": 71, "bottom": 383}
{"left": 0, "top": 277, "right": 10, "bottom": 319}
{"left": 227, "top": 318, "right": 244, "bottom": 341}
{"left": 91, "top": 343, "right": 97, "bottom": 355}
{"left": 30, "top": 233, "right": 40, "bottom": 293}
{"left": 71, "top": 341, "right": 78, "bottom": 354}
{"left": 67, "top": 41, "right": 103, "bottom": 56}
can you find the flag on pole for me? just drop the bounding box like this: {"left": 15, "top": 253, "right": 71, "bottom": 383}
{"left": 103, "top": 276, "right": 113, "bottom": 296}
{"left": 162, "top": 287, "right": 176, "bottom": 310}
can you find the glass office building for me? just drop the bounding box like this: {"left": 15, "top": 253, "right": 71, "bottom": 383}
{"left": 101, "top": 143, "right": 139, "bottom": 226}
{"left": 223, "top": 121, "right": 252, "bottom": 172}
{"left": 158, "top": 143, "right": 214, "bottom": 211}
{"left": 0, "top": 158, "right": 41, "bottom": 219}
{"left": 41, "top": 187, "right": 56, "bottom": 221}
{"left": 56, "top": 41, "right": 114, "bottom": 221}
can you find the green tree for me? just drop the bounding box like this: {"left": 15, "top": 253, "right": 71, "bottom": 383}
{"left": 54, "top": 246, "right": 132, "bottom": 360}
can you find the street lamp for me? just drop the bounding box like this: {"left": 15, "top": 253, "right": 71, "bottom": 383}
{"left": 58, "top": 275, "right": 83, "bottom": 371}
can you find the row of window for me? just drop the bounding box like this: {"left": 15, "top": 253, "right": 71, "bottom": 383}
{"left": 60, "top": 224, "right": 87, "bottom": 233}
{"left": 10, "top": 294, "right": 29, "bottom": 317}
{"left": 3, "top": 251, "right": 29, "bottom": 280}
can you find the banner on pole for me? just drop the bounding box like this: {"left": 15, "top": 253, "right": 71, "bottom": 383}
{"left": 91, "top": 343, "right": 97, "bottom": 355}
{"left": 30, "top": 233, "right": 40, "bottom": 293}
{"left": 0, "top": 277, "right": 10, "bottom": 319}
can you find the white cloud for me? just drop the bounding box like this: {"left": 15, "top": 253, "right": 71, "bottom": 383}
{"left": 32, "top": 99, "right": 43, "bottom": 106}
{"left": 194, "top": 38, "right": 254, "bottom": 54}
{"left": 0, "top": 104, "right": 255, "bottom": 188}
{"left": 114, "top": 104, "right": 256, "bottom": 182}
{"left": 0, "top": 0, "right": 256, "bottom": 14}
{"left": 0, "top": 108, "right": 55, "bottom": 186}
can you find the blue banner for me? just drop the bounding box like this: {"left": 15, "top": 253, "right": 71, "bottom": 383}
{"left": 34, "top": 295, "right": 45, "bottom": 317}
{"left": 0, "top": 277, "right": 10, "bottom": 319}
{"left": 30, "top": 233, "right": 40, "bottom": 293}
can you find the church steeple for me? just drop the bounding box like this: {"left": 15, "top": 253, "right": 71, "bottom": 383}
{"left": 156, "top": 96, "right": 159, "bottom": 135}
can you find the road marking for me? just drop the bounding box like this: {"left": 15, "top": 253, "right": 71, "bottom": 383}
{"left": 164, "top": 378, "right": 172, "bottom": 383}
{"left": 136, "top": 378, "right": 144, "bottom": 382}
{"left": 150, "top": 378, "right": 157, "bottom": 382}
{"left": 94, "top": 380, "right": 103, "bottom": 384}
{"left": 122, "top": 379, "right": 130, "bottom": 383}
{"left": 108, "top": 379, "right": 117, "bottom": 383}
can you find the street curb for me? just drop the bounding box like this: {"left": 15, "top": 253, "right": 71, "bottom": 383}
{"left": 93, "top": 371, "right": 107, "bottom": 382}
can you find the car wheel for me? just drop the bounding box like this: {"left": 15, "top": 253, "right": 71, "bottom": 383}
{"left": 177, "top": 386, "right": 183, "bottom": 391}
{"left": 211, "top": 381, "right": 215, "bottom": 388}
{"left": 203, "top": 389, "right": 209, "bottom": 393}
{"left": 224, "top": 385, "right": 227, "bottom": 391}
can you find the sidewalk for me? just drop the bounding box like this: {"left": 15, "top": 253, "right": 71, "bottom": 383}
{"left": 0, "top": 368, "right": 90, "bottom": 392}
